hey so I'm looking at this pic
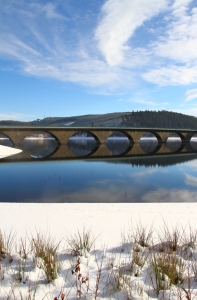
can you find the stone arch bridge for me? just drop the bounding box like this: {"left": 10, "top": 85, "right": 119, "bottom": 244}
{"left": 0, "top": 126, "right": 197, "bottom": 160}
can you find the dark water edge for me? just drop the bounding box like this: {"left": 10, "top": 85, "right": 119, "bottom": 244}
{"left": 103, "top": 153, "right": 197, "bottom": 167}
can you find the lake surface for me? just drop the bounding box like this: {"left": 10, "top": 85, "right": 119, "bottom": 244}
{"left": 0, "top": 137, "right": 197, "bottom": 203}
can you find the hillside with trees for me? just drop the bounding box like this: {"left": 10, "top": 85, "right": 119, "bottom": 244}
{"left": 120, "top": 110, "right": 197, "bottom": 129}
{"left": 0, "top": 110, "right": 197, "bottom": 129}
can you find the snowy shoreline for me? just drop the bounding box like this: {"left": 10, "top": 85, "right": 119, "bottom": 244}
{"left": 1, "top": 203, "right": 197, "bottom": 247}
{"left": 0, "top": 203, "right": 197, "bottom": 299}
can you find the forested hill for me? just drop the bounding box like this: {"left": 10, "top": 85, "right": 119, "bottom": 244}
{"left": 0, "top": 110, "right": 197, "bottom": 129}
{"left": 120, "top": 110, "right": 197, "bottom": 129}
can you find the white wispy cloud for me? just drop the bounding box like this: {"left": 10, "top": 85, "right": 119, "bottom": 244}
{"left": 34, "top": 2, "right": 66, "bottom": 20}
{"left": 142, "top": 188, "right": 197, "bottom": 202}
{"left": 0, "top": 113, "right": 36, "bottom": 121}
{"left": 0, "top": 0, "right": 197, "bottom": 94}
{"left": 95, "top": 0, "right": 168, "bottom": 66}
{"left": 129, "top": 169, "right": 158, "bottom": 177}
{"left": 153, "top": 2, "right": 197, "bottom": 64}
{"left": 174, "top": 107, "right": 197, "bottom": 117}
{"left": 185, "top": 173, "right": 197, "bottom": 187}
{"left": 131, "top": 99, "right": 160, "bottom": 106}
{"left": 143, "top": 0, "right": 197, "bottom": 86}
{"left": 185, "top": 88, "right": 197, "bottom": 102}
{"left": 118, "top": 98, "right": 158, "bottom": 106}
{"left": 0, "top": 1, "right": 137, "bottom": 92}
{"left": 143, "top": 65, "right": 197, "bottom": 86}
{"left": 118, "top": 98, "right": 169, "bottom": 107}
{"left": 133, "top": 99, "right": 158, "bottom": 106}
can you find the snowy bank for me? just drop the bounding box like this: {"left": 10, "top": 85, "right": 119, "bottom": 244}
{"left": 0, "top": 145, "right": 22, "bottom": 159}
{"left": 0, "top": 203, "right": 197, "bottom": 299}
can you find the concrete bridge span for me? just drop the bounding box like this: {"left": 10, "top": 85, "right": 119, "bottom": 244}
{"left": 0, "top": 126, "right": 196, "bottom": 145}
{"left": 0, "top": 126, "right": 197, "bottom": 161}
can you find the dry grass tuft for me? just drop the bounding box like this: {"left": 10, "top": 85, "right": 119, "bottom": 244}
{"left": 31, "top": 232, "right": 62, "bottom": 283}
{"left": 65, "top": 227, "right": 97, "bottom": 257}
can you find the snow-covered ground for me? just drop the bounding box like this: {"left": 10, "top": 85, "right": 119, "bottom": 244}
{"left": 0, "top": 145, "right": 22, "bottom": 159}
{"left": 1, "top": 203, "right": 197, "bottom": 299}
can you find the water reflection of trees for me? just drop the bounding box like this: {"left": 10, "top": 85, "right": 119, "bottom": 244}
{"left": 103, "top": 153, "right": 197, "bottom": 167}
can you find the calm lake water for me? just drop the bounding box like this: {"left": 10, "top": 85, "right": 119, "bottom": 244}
{"left": 0, "top": 137, "right": 197, "bottom": 203}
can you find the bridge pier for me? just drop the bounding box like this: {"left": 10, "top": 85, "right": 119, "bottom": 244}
{"left": 125, "top": 143, "right": 146, "bottom": 155}
{"left": 89, "top": 130, "right": 113, "bottom": 144}
{"left": 178, "top": 142, "right": 196, "bottom": 153}
{"left": 155, "top": 131, "right": 171, "bottom": 142}
{"left": 180, "top": 132, "right": 195, "bottom": 142}
{"left": 125, "top": 131, "right": 145, "bottom": 142}
{"left": 156, "top": 143, "right": 175, "bottom": 154}
{"left": 90, "top": 144, "right": 113, "bottom": 157}
{"left": 47, "top": 130, "right": 75, "bottom": 144}
{"left": 49, "top": 144, "right": 77, "bottom": 158}
{"left": 0, "top": 130, "right": 28, "bottom": 148}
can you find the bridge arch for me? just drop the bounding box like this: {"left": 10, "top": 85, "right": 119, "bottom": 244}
{"left": 67, "top": 130, "right": 100, "bottom": 145}
{"left": 0, "top": 132, "right": 14, "bottom": 147}
{"left": 41, "top": 130, "right": 61, "bottom": 144}
{"left": 139, "top": 131, "right": 162, "bottom": 154}
{"left": 67, "top": 130, "right": 100, "bottom": 157}
{"left": 21, "top": 131, "right": 60, "bottom": 159}
{"left": 106, "top": 130, "right": 133, "bottom": 156}
{"left": 82, "top": 130, "right": 100, "bottom": 145}
{"left": 190, "top": 133, "right": 197, "bottom": 152}
{"left": 151, "top": 131, "right": 162, "bottom": 143}
{"left": 21, "top": 130, "right": 61, "bottom": 143}
{"left": 112, "top": 130, "right": 134, "bottom": 143}
{"left": 165, "top": 132, "right": 184, "bottom": 153}
{"left": 173, "top": 131, "right": 186, "bottom": 142}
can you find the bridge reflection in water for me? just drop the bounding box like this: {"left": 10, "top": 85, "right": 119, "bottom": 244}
{"left": 0, "top": 127, "right": 197, "bottom": 162}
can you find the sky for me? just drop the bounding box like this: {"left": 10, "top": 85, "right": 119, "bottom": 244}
{"left": 0, "top": 0, "right": 197, "bottom": 121}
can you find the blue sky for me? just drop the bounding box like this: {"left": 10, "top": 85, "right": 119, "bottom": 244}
{"left": 1, "top": 0, "right": 197, "bottom": 121}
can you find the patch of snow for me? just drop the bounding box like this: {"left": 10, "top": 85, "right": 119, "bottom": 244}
{"left": 0, "top": 145, "right": 22, "bottom": 159}
{"left": 64, "top": 122, "right": 75, "bottom": 126}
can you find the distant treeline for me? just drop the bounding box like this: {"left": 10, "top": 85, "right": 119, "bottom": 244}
{"left": 121, "top": 110, "right": 197, "bottom": 129}
{"left": 0, "top": 110, "right": 197, "bottom": 129}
